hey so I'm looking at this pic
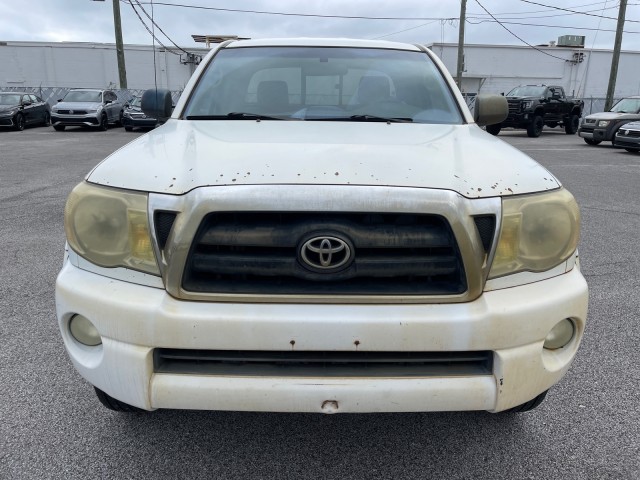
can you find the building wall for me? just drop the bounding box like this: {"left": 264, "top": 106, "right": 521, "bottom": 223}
{"left": 0, "top": 41, "right": 208, "bottom": 91}
{"left": 429, "top": 43, "right": 640, "bottom": 99}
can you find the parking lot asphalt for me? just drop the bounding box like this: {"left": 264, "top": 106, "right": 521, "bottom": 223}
{"left": 1, "top": 125, "right": 639, "bottom": 479}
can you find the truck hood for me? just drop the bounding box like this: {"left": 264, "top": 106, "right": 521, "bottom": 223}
{"left": 584, "top": 111, "right": 639, "bottom": 121}
{"left": 87, "top": 120, "right": 560, "bottom": 198}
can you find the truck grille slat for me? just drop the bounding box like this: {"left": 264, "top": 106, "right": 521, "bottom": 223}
{"left": 182, "top": 212, "right": 466, "bottom": 295}
{"left": 154, "top": 349, "right": 494, "bottom": 377}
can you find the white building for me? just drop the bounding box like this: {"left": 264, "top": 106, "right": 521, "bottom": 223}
{"left": 429, "top": 41, "right": 640, "bottom": 100}
{"left": 2, "top": 39, "right": 640, "bottom": 113}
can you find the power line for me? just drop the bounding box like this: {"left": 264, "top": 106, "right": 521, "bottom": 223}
{"left": 372, "top": 20, "right": 441, "bottom": 40}
{"left": 466, "top": 18, "right": 640, "bottom": 35}
{"left": 473, "top": 0, "right": 569, "bottom": 60}
{"left": 129, "top": 0, "right": 190, "bottom": 55}
{"left": 519, "top": 0, "right": 640, "bottom": 23}
{"left": 468, "top": 5, "right": 620, "bottom": 21}
{"left": 134, "top": 1, "right": 456, "bottom": 21}
{"left": 126, "top": 0, "right": 179, "bottom": 54}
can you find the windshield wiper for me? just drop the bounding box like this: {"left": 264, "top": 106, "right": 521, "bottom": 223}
{"left": 307, "top": 114, "right": 413, "bottom": 123}
{"left": 186, "top": 112, "right": 286, "bottom": 120}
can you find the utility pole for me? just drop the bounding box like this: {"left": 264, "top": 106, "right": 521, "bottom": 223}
{"left": 456, "top": 0, "right": 467, "bottom": 91}
{"left": 605, "top": 0, "right": 626, "bottom": 111}
{"left": 112, "top": 0, "right": 128, "bottom": 88}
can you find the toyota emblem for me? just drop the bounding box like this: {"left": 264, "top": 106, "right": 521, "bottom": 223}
{"left": 299, "top": 235, "right": 353, "bottom": 272}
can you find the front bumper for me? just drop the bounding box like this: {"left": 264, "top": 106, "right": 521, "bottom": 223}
{"left": 56, "top": 258, "right": 588, "bottom": 413}
{"left": 579, "top": 126, "right": 610, "bottom": 141}
{"left": 122, "top": 115, "right": 156, "bottom": 128}
{"left": 51, "top": 113, "right": 100, "bottom": 127}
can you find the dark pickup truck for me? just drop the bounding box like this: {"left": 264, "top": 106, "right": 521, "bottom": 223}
{"left": 486, "top": 85, "right": 583, "bottom": 137}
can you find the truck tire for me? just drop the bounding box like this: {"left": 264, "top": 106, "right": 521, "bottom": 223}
{"left": 526, "top": 115, "right": 544, "bottom": 137}
{"left": 564, "top": 114, "right": 579, "bottom": 134}
{"left": 94, "top": 387, "right": 146, "bottom": 412}
{"left": 485, "top": 123, "right": 501, "bottom": 136}
{"left": 504, "top": 390, "right": 548, "bottom": 413}
{"left": 584, "top": 138, "right": 601, "bottom": 146}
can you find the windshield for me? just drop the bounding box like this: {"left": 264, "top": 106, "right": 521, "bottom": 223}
{"left": 506, "top": 86, "right": 546, "bottom": 97}
{"left": 0, "top": 93, "right": 21, "bottom": 106}
{"left": 129, "top": 97, "right": 142, "bottom": 107}
{"left": 610, "top": 98, "right": 640, "bottom": 113}
{"left": 63, "top": 90, "right": 102, "bottom": 103}
{"left": 183, "top": 46, "right": 463, "bottom": 124}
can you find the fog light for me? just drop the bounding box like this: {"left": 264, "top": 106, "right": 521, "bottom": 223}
{"left": 544, "top": 319, "right": 575, "bottom": 350}
{"left": 69, "top": 314, "right": 102, "bottom": 346}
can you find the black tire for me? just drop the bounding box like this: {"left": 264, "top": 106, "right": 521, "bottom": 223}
{"left": 124, "top": 126, "right": 133, "bottom": 132}
{"left": 564, "top": 114, "right": 579, "bottom": 134}
{"left": 486, "top": 123, "right": 501, "bottom": 136}
{"left": 94, "top": 387, "right": 146, "bottom": 413}
{"left": 504, "top": 390, "right": 548, "bottom": 413}
{"left": 527, "top": 115, "right": 544, "bottom": 137}
{"left": 42, "top": 111, "right": 51, "bottom": 127}
{"left": 584, "top": 138, "right": 601, "bottom": 146}
{"left": 624, "top": 147, "right": 640, "bottom": 153}
{"left": 98, "top": 113, "right": 108, "bottom": 131}
{"left": 14, "top": 113, "right": 25, "bottom": 131}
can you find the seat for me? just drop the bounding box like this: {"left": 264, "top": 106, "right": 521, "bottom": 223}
{"left": 257, "top": 80, "right": 289, "bottom": 113}
{"left": 356, "top": 76, "right": 391, "bottom": 104}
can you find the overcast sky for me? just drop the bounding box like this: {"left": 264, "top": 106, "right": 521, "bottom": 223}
{"left": 2, "top": 0, "right": 640, "bottom": 52}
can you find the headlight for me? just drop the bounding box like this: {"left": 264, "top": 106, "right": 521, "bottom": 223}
{"left": 64, "top": 182, "right": 159, "bottom": 275}
{"left": 123, "top": 111, "right": 132, "bottom": 117}
{"left": 597, "top": 120, "right": 610, "bottom": 127}
{"left": 489, "top": 189, "right": 580, "bottom": 278}
{"left": 522, "top": 100, "right": 533, "bottom": 109}
{"left": 51, "top": 106, "right": 58, "bottom": 111}
{"left": 0, "top": 109, "right": 17, "bottom": 116}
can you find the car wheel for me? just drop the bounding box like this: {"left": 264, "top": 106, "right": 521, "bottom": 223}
{"left": 14, "top": 113, "right": 25, "bottom": 131}
{"left": 94, "top": 387, "right": 146, "bottom": 413}
{"left": 485, "top": 123, "right": 501, "bottom": 136}
{"left": 124, "top": 126, "right": 133, "bottom": 132}
{"left": 526, "top": 115, "right": 544, "bottom": 137}
{"left": 99, "top": 113, "right": 108, "bottom": 131}
{"left": 624, "top": 147, "right": 640, "bottom": 153}
{"left": 564, "top": 114, "right": 579, "bottom": 134}
{"left": 584, "top": 138, "right": 601, "bottom": 146}
{"left": 43, "top": 111, "right": 51, "bottom": 127}
{"left": 504, "top": 390, "right": 548, "bottom": 413}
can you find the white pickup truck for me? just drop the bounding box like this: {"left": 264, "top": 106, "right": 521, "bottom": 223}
{"left": 56, "top": 38, "right": 588, "bottom": 414}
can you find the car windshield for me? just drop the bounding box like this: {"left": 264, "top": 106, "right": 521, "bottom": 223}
{"left": 610, "top": 98, "right": 640, "bottom": 113}
{"left": 0, "top": 93, "right": 21, "bottom": 105}
{"left": 63, "top": 90, "right": 102, "bottom": 103}
{"left": 129, "top": 97, "right": 142, "bottom": 107}
{"left": 183, "top": 46, "right": 463, "bottom": 124}
{"left": 506, "top": 86, "right": 546, "bottom": 97}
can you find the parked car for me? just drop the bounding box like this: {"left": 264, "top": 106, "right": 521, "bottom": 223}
{"left": 56, "top": 38, "right": 587, "bottom": 415}
{"left": 0, "top": 92, "right": 51, "bottom": 130}
{"left": 122, "top": 96, "right": 157, "bottom": 131}
{"left": 578, "top": 96, "right": 640, "bottom": 146}
{"left": 613, "top": 121, "right": 640, "bottom": 152}
{"left": 486, "top": 85, "right": 583, "bottom": 137}
{"left": 50, "top": 89, "right": 123, "bottom": 131}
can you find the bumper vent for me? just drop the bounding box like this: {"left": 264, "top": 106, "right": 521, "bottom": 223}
{"left": 154, "top": 211, "right": 177, "bottom": 250}
{"left": 154, "top": 349, "right": 493, "bottom": 377}
{"left": 182, "top": 212, "right": 466, "bottom": 296}
{"left": 473, "top": 215, "right": 496, "bottom": 253}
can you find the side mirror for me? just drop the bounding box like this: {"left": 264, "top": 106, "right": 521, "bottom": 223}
{"left": 142, "top": 89, "right": 173, "bottom": 121}
{"left": 57, "top": 99, "right": 62, "bottom": 102}
{"left": 105, "top": 99, "right": 112, "bottom": 104}
{"left": 474, "top": 94, "right": 508, "bottom": 127}
{"left": 22, "top": 101, "right": 32, "bottom": 106}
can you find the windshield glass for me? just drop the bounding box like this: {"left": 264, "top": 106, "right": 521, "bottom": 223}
{"left": 129, "top": 97, "right": 142, "bottom": 107}
{"left": 610, "top": 98, "right": 640, "bottom": 113}
{"left": 506, "top": 86, "right": 546, "bottom": 97}
{"left": 183, "top": 46, "right": 463, "bottom": 124}
{"left": 63, "top": 90, "right": 102, "bottom": 103}
{"left": 0, "top": 94, "right": 21, "bottom": 105}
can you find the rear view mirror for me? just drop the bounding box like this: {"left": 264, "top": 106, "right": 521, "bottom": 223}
{"left": 142, "top": 89, "right": 173, "bottom": 121}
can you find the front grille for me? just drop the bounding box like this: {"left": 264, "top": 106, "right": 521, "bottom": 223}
{"left": 620, "top": 129, "right": 640, "bottom": 137}
{"left": 584, "top": 118, "right": 596, "bottom": 124}
{"left": 154, "top": 349, "right": 493, "bottom": 377}
{"left": 57, "top": 109, "right": 88, "bottom": 115}
{"left": 580, "top": 125, "right": 595, "bottom": 133}
{"left": 182, "top": 212, "right": 466, "bottom": 296}
{"left": 507, "top": 101, "right": 521, "bottom": 113}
